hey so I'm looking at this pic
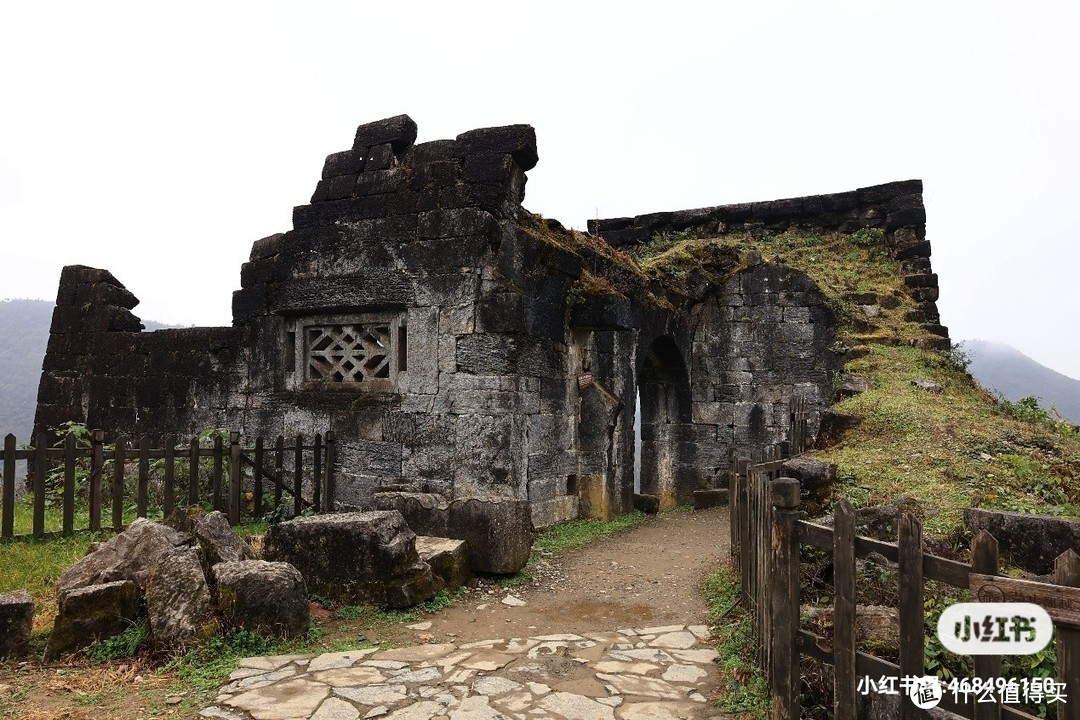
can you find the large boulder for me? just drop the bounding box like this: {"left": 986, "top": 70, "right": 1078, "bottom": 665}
{"left": 194, "top": 511, "right": 250, "bottom": 566}
{"left": 262, "top": 511, "right": 441, "bottom": 607}
{"left": 374, "top": 493, "right": 534, "bottom": 574}
{"left": 145, "top": 546, "right": 215, "bottom": 649}
{"left": 965, "top": 508, "right": 1080, "bottom": 575}
{"left": 213, "top": 561, "right": 309, "bottom": 638}
{"left": 58, "top": 518, "right": 192, "bottom": 594}
{"left": 46, "top": 580, "right": 139, "bottom": 660}
{"left": 0, "top": 591, "right": 33, "bottom": 659}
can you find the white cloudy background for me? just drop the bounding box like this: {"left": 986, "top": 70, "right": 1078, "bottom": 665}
{"left": 2, "top": 1, "right": 1078, "bottom": 377}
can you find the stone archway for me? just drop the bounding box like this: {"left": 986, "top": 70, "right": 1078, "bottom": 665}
{"left": 637, "top": 336, "right": 694, "bottom": 508}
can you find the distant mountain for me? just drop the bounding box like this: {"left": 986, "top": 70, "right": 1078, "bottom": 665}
{"left": 964, "top": 339, "right": 1080, "bottom": 424}
{"left": 0, "top": 299, "right": 178, "bottom": 440}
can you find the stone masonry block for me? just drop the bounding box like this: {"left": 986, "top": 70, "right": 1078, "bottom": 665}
{"left": 352, "top": 115, "right": 418, "bottom": 152}
{"left": 0, "top": 591, "right": 33, "bottom": 659}
{"left": 456, "top": 125, "right": 538, "bottom": 171}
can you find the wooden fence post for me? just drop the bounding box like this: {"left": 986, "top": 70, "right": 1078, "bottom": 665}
{"left": 313, "top": 434, "right": 322, "bottom": 512}
{"left": 112, "top": 436, "right": 126, "bottom": 530}
{"left": 274, "top": 435, "right": 284, "bottom": 510}
{"left": 293, "top": 434, "right": 303, "bottom": 517}
{"left": 834, "top": 499, "right": 856, "bottom": 719}
{"left": 90, "top": 430, "right": 103, "bottom": 532}
{"left": 163, "top": 435, "right": 176, "bottom": 516}
{"left": 770, "top": 476, "right": 801, "bottom": 720}
{"left": 898, "top": 513, "right": 924, "bottom": 720}
{"left": 212, "top": 434, "right": 223, "bottom": 512}
{"left": 33, "top": 432, "right": 47, "bottom": 537}
{"left": 188, "top": 435, "right": 199, "bottom": 506}
{"left": 738, "top": 457, "right": 751, "bottom": 595}
{"left": 253, "top": 436, "right": 264, "bottom": 518}
{"left": 729, "top": 448, "right": 740, "bottom": 562}
{"left": 972, "top": 530, "right": 1001, "bottom": 720}
{"left": 63, "top": 432, "right": 76, "bottom": 535}
{"left": 228, "top": 431, "right": 241, "bottom": 525}
{"left": 1055, "top": 549, "right": 1080, "bottom": 720}
{"left": 325, "top": 431, "right": 336, "bottom": 511}
{"left": 137, "top": 435, "right": 150, "bottom": 519}
{"left": 3, "top": 434, "right": 16, "bottom": 538}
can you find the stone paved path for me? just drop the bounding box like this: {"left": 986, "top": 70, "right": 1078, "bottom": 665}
{"left": 200, "top": 623, "right": 729, "bottom": 720}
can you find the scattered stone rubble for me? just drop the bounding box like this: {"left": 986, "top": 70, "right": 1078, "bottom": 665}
{"left": 42, "top": 512, "right": 309, "bottom": 659}
{"left": 34, "top": 506, "right": 497, "bottom": 660}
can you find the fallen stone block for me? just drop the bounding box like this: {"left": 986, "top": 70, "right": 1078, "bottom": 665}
{"left": 0, "top": 590, "right": 33, "bottom": 659}
{"left": 194, "top": 510, "right": 250, "bottom": 566}
{"left": 816, "top": 410, "right": 861, "bottom": 448}
{"left": 781, "top": 457, "right": 837, "bottom": 512}
{"left": 213, "top": 561, "right": 309, "bottom": 639}
{"left": 692, "top": 489, "right": 729, "bottom": 509}
{"left": 58, "top": 517, "right": 192, "bottom": 594}
{"left": 263, "top": 511, "right": 440, "bottom": 607}
{"left": 416, "top": 536, "right": 470, "bottom": 591}
{"left": 633, "top": 494, "right": 660, "bottom": 515}
{"left": 47, "top": 580, "right": 139, "bottom": 660}
{"left": 965, "top": 508, "right": 1080, "bottom": 576}
{"left": 146, "top": 546, "right": 215, "bottom": 649}
{"left": 374, "top": 493, "right": 534, "bottom": 574}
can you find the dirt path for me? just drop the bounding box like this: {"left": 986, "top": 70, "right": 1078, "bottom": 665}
{"left": 384, "top": 506, "right": 731, "bottom": 645}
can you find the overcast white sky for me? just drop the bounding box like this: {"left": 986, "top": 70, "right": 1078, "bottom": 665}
{"left": 2, "top": 1, "right": 1078, "bottom": 378}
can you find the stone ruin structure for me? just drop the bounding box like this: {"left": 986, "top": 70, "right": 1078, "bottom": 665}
{"left": 33, "top": 115, "right": 944, "bottom": 528}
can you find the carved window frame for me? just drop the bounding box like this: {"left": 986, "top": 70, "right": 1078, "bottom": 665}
{"left": 286, "top": 313, "right": 407, "bottom": 391}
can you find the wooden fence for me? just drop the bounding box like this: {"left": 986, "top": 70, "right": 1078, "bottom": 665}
{"left": 1, "top": 430, "right": 337, "bottom": 539}
{"left": 731, "top": 456, "right": 1080, "bottom": 719}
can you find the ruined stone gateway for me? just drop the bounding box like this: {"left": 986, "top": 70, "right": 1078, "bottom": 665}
{"left": 34, "top": 115, "right": 944, "bottom": 527}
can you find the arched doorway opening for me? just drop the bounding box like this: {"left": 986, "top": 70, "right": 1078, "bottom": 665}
{"left": 636, "top": 336, "right": 693, "bottom": 508}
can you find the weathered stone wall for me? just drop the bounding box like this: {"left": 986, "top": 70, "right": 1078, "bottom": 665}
{"left": 34, "top": 117, "right": 937, "bottom": 524}
{"left": 34, "top": 266, "right": 246, "bottom": 438}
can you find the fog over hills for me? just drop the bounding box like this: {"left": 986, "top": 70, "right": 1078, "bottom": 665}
{"left": 0, "top": 299, "right": 176, "bottom": 440}
{"left": 964, "top": 339, "right": 1080, "bottom": 424}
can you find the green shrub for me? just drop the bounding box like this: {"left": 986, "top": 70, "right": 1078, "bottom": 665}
{"left": 84, "top": 619, "right": 150, "bottom": 663}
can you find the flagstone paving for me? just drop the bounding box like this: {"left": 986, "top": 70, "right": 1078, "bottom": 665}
{"left": 200, "top": 624, "right": 732, "bottom": 720}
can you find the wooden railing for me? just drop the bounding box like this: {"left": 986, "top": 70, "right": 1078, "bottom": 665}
{"left": 1, "top": 430, "right": 336, "bottom": 539}
{"left": 731, "top": 457, "right": 1080, "bottom": 719}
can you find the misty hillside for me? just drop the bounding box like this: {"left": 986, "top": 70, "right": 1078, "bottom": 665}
{"left": 0, "top": 299, "right": 176, "bottom": 440}
{"left": 964, "top": 338, "right": 1080, "bottom": 423}
{"left": 0, "top": 300, "right": 55, "bottom": 440}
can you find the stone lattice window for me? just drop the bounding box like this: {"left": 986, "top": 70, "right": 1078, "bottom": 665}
{"left": 289, "top": 314, "right": 406, "bottom": 389}
{"left": 306, "top": 323, "right": 392, "bottom": 382}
